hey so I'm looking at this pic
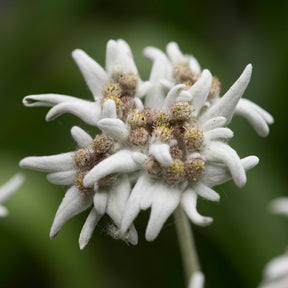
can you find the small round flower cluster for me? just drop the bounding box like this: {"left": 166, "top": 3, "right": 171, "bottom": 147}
{"left": 101, "top": 72, "right": 138, "bottom": 117}
{"left": 73, "top": 135, "right": 115, "bottom": 194}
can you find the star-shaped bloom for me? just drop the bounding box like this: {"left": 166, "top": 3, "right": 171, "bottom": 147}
{"left": 0, "top": 174, "right": 24, "bottom": 217}
{"left": 20, "top": 39, "right": 273, "bottom": 246}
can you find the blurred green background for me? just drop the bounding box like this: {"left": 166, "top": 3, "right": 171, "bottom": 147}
{"left": 0, "top": 0, "right": 287, "bottom": 287}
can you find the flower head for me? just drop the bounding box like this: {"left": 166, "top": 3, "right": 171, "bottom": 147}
{"left": 20, "top": 39, "right": 273, "bottom": 247}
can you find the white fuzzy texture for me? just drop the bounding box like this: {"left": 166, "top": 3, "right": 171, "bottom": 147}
{"left": 20, "top": 152, "right": 75, "bottom": 172}
{"left": 46, "top": 100, "right": 101, "bottom": 126}
{"left": 200, "top": 64, "right": 252, "bottom": 124}
{"left": 205, "top": 142, "right": 246, "bottom": 187}
{"left": 270, "top": 197, "right": 288, "bottom": 216}
{"left": 0, "top": 174, "right": 24, "bottom": 217}
{"left": 259, "top": 254, "right": 288, "bottom": 288}
{"left": 178, "top": 69, "right": 212, "bottom": 116}
{"left": 145, "top": 181, "right": 181, "bottom": 241}
{"left": 235, "top": 98, "right": 274, "bottom": 137}
{"left": 79, "top": 208, "right": 102, "bottom": 250}
{"left": 164, "top": 84, "right": 185, "bottom": 110}
{"left": 72, "top": 49, "right": 108, "bottom": 100}
{"left": 47, "top": 170, "right": 77, "bottom": 185}
{"left": 181, "top": 188, "right": 213, "bottom": 226}
{"left": 97, "top": 118, "right": 129, "bottom": 142}
{"left": 149, "top": 143, "right": 173, "bottom": 167}
{"left": 83, "top": 150, "right": 142, "bottom": 187}
{"left": 71, "top": 126, "right": 93, "bottom": 148}
{"left": 50, "top": 186, "right": 93, "bottom": 239}
{"left": 188, "top": 271, "right": 205, "bottom": 288}
{"left": 0, "top": 174, "right": 24, "bottom": 204}
{"left": 102, "top": 99, "right": 117, "bottom": 119}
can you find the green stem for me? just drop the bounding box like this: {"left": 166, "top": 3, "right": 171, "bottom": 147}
{"left": 174, "top": 205, "right": 201, "bottom": 286}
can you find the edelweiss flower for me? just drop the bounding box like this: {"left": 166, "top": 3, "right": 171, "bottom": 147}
{"left": 0, "top": 174, "right": 24, "bottom": 217}
{"left": 20, "top": 39, "right": 273, "bottom": 247}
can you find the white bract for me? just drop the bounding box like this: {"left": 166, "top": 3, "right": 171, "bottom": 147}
{"left": 258, "top": 254, "right": 288, "bottom": 288}
{"left": 0, "top": 174, "right": 24, "bottom": 217}
{"left": 20, "top": 39, "right": 273, "bottom": 247}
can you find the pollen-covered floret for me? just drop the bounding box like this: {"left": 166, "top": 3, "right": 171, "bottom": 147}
{"left": 209, "top": 77, "right": 221, "bottom": 99}
{"left": 102, "top": 82, "right": 122, "bottom": 98}
{"left": 169, "top": 145, "right": 183, "bottom": 160}
{"left": 152, "top": 124, "right": 174, "bottom": 143}
{"left": 101, "top": 94, "right": 124, "bottom": 114}
{"left": 92, "top": 135, "right": 114, "bottom": 154}
{"left": 127, "top": 110, "right": 146, "bottom": 127}
{"left": 144, "top": 155, "right": 163, "bottom": 177}
{"left": 170, "top": 101, "right": 193, "bottom": 122}
{"left": 164, "top": 159, "right": 185, "bottom": 184}
{"left": 118, "top": 72, "right": 138, "bottom": 96}
{"left": 184, "top": 158, "right": 205, "bottom": 181}
{"left": 121, "top": 95, "right": 135, "bottom": 115}
{"left": 173, "top": 62, "right": 197, "bottom": 84}
{"left": 73, "top": 148, "right": 95, "bottom": 170}
{"left": 153, "top": 110, "right": 170, "bottom": 125}
{"left": 75, "top": 171, "right": 94, "bottom": 195}
{"left": 129, "top": 127, "right": 150, "bottom": 146}
{"left": 182, "top": 126, "right": 204, "bottom": 151}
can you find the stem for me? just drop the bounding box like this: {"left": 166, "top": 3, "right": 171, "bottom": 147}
{"left": 174, "top": 205, "right": 201, "bottom": 286}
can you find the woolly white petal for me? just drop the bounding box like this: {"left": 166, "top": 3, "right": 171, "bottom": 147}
{"left": 50, "top": 186, "right": 93, "bottom": 239}
{"left": 0, "top": 174, "right": 24, "bottom": 203}
{"left": 188, "top": 271, "right": 205, "bottom": 288}
{"left": 188, "top": 56, "right": 202, "bottom": 74}
{"left": 102, "top": 99, "right": 117, "bottom": 119}
{"left": 72, "top": 49, "right": 108, "bottom": 100}
{"left": 204, "top": 127, "right": 234, "bottom": 142}
{"left": 166, "top": 42, "right": 201, "bottom": 74}
{"left": 194, "top": 182, "right": 220, "bottom": 202}
{"left": 0, "top": 205, "right": 8, "bottom": 217}
{"left": 47, "top": 170, "right": 77, "bottom": 185}
{"left": 164, "top": 84, "right": 186, "bottom": 109}
{"left": 106, "top": 39, "right": 137, "bottom": 78}
{"left": 166, "top": 42, "right": 184, "bottom": 64}
{"left": 270, "top": 197, "right": 288, "bottom": 216}
{"left": 106, "top": 176, "right": 138, "bottom": 245}
{"left": 93, "top": 189, "right": 108, "bottom": 215}
{"left": 145, "top": 182, "right": 181, "bottom": 241}
{"left": 133, "top": 97, "right": 144, "bottom": 111}
{"left": 23, "top": 93, "right": 79, "bottom": 107}
{"left": 202, "top": 156, "right": 259, "bottom": 187}
{"left": 134, "top": 81, "right": 151, "bottom": 98}
{"left": 149, "top": 143, "right": 173, "bottom": 167}
{"left": 205, "top": 142, "right": 246, "bottom": 187}
{"left": 239, "top": 98, "right": 274, "bottom": 124}
{"left": 201, "top": 64, "right": 252, "bottom": 123}
{"left": 97, "top": 118, "right": 129, "bottom": 141}
{"left": 181, "top": 188, "right": 213, "bottom": 226}
{"left": 201, "top": 116, "right": 227, "bottom": 131}
{"left": 79, "top": 208, "right": 102, "bottom": 250}
{"left": 46, "top": 100, "right": 101, "bottom": 126}
{"left": 121, "top": 173, "right": 154, "bottom": 234}
{"left": 259, "top": 254, "right": 288, "bottom": 288}
{"left": 143, "top": 46, "right": 167, "bottom": 61}
{"left": 145, "top": 53, "right": 172, "bottom": 109}
{"left": 235, "top": 98, "right": 273, "bottom": 137}
{"left": 178, "top": 69, "right": 212, "bottom": 116}
{"left": 83, "top": 150, "right": 142, "bottom": 187}
{"left": 71, "top": 126, "right": 93, "bottom": 148}
{"left": 20, "top": 152, "right": 74, "bottom": 172}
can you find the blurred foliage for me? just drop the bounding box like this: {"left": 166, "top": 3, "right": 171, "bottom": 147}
{"left": 0, "top": 0, "right": 287, "bottom": 287}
